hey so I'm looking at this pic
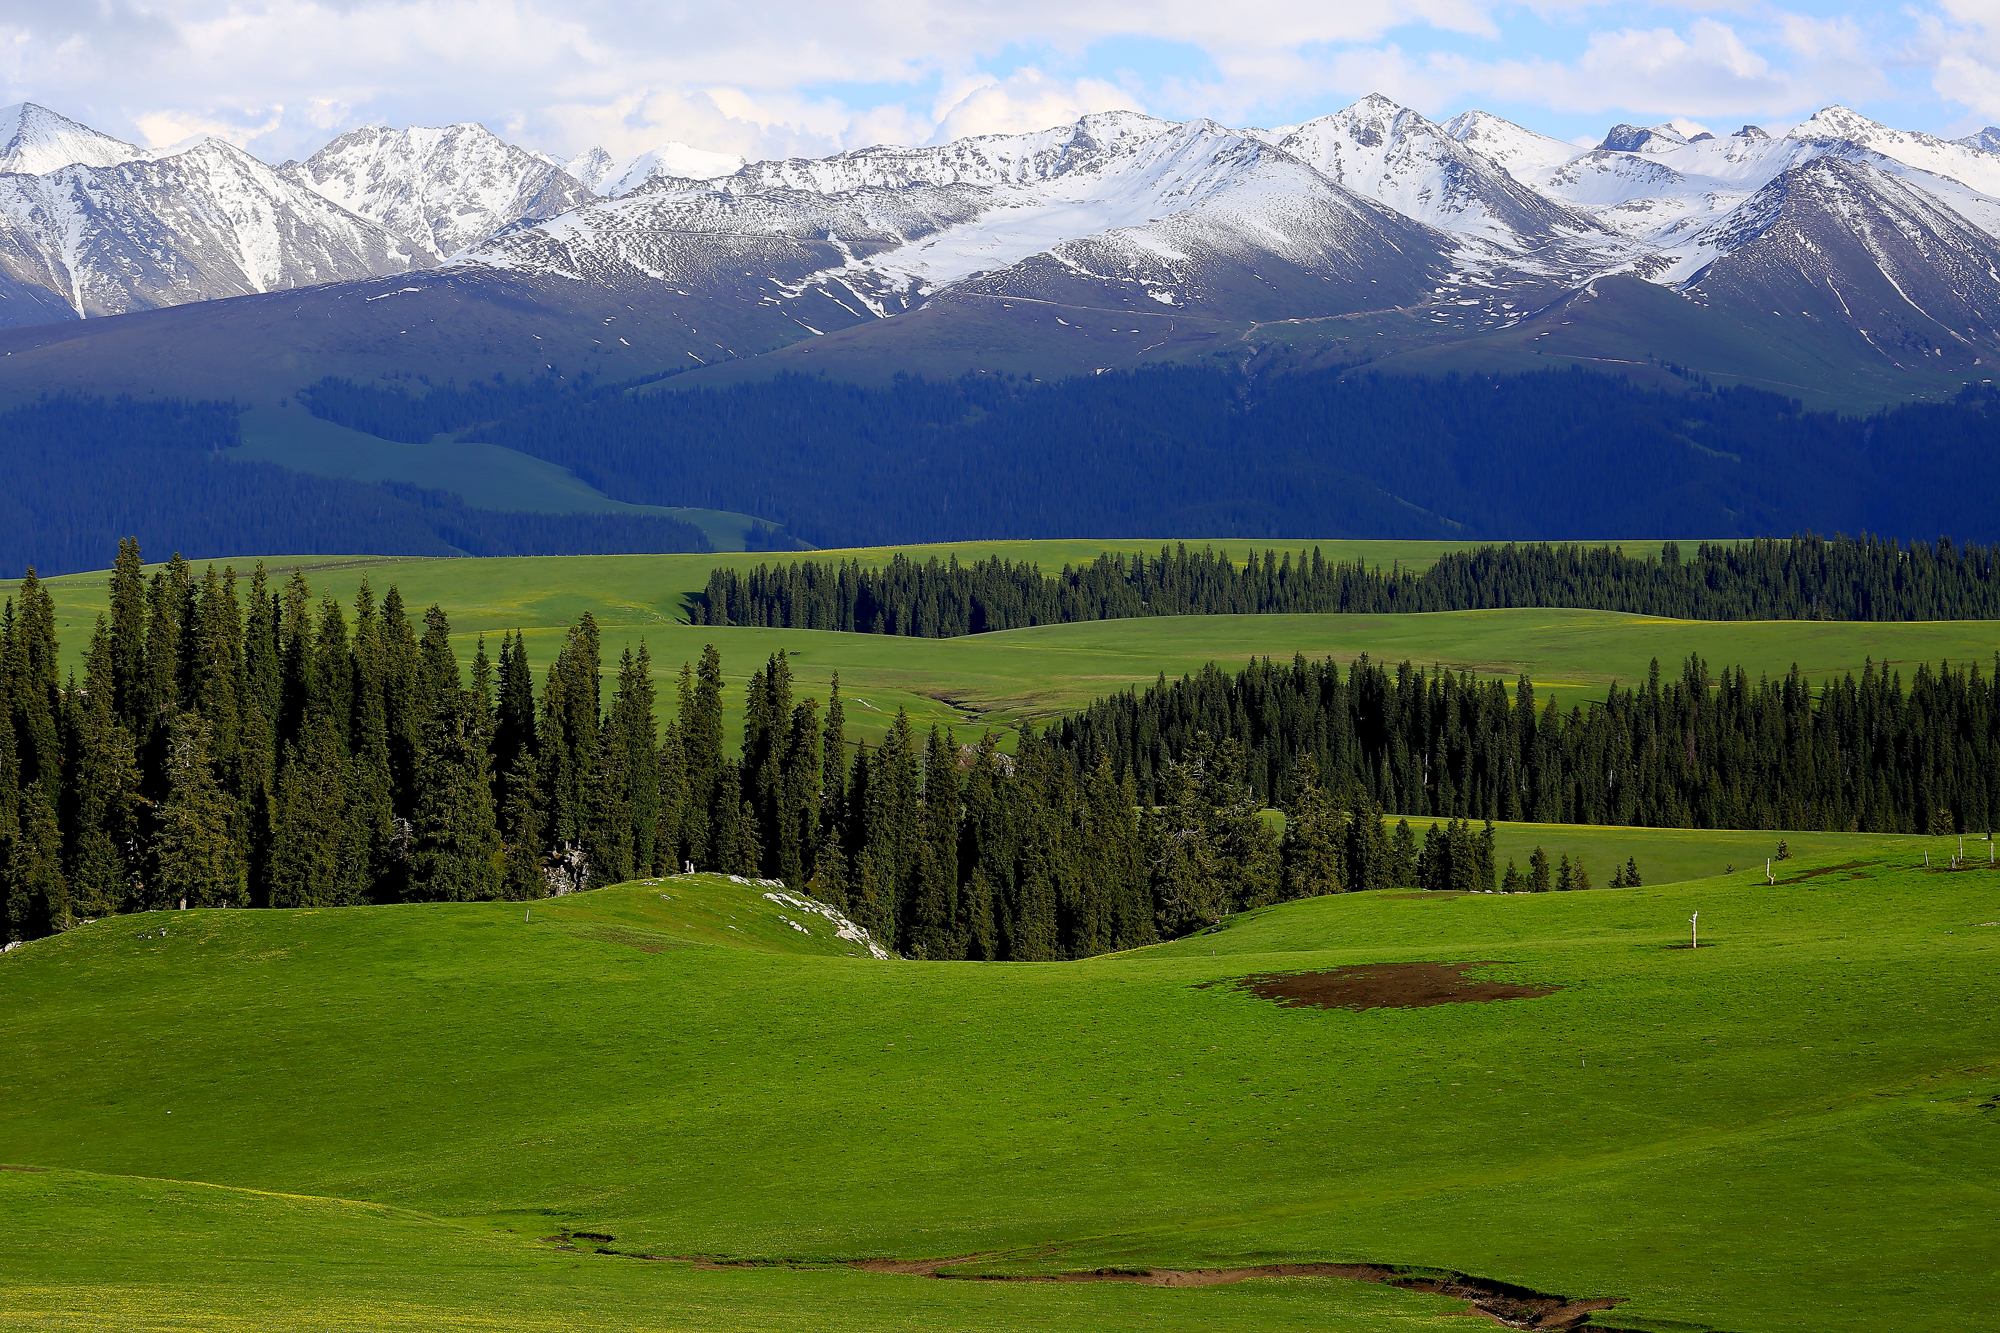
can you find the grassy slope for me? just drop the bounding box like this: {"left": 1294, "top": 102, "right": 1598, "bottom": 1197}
{"left": 232, "top": 407, "right": 766, "bottom": 549}
{"left": 14, "top": 544, "right": 1997, "bottom": 748}
{"left": 3, "top": 849, "right": 1996, "bottom": 1331}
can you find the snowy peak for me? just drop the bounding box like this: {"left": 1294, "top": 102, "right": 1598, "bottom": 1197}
{"left": 567, "top": 141, "right": 747, "bottom": 197}
{"left": 0, "top": 134, "right": 418, "bottom": 322}
{"left": 1276, "top": 94, "right": 1612, "bottom": 260}
{"left": 1956, "top": 127, "right": 2000, "bottom": 153}
{"left": 1786, "top": 106, "right": 2000, "bottom": 199}
{"left": 1598, "top": 123, "right": 1688, "bottom": 154}
{"left": 288, "top": 122, "right": 596, "bottom": 259}
{"left": 1679, "top": 153, "right": 2000, "bottom": 363}
{"left": 1442, "top": 110, "right": 1580, "bottom": 180}
{"left": 717, "top": 111, "right": 1179, "bottom": 196}
{"left": 0, "top": 102, "right": 144, "bottom": 176}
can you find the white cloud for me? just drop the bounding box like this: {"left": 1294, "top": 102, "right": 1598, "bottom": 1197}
{"left": 0, "top": 0, "right": 1975, "bottom": 166}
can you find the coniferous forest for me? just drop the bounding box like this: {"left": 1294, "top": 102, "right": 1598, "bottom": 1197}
{"left": 7, "top": 540, "right": 1996, "bottom": 953}
{"left": 693, "top": 534, "right": 2000, "bottom": 635}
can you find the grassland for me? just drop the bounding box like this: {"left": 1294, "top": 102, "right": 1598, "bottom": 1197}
{"left": 4, "top": 836, "right": 1996, "bottom": 1331}
{"left": 233, "top": 406, "right": 768, "bottom": 549}
{"left": 12, "top": 544, "right": 1998, "bottom": 750}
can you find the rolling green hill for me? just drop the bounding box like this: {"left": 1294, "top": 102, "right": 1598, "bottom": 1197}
{"left": 13, "top": 545, "right": 1998, "bottom": 750}
{"left": 4, "top": 844, "right": 1995, "bottom": 1331}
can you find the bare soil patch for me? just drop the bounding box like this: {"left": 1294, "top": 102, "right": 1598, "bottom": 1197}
{"left": 609, "top": 1247, "right": 1620, "bottom": 1329}
{"left": 861, "top": 1256, "right": 1620, "bottom": 1330}
{"left": 1199, "top": 961, "right": 1559, "bottom": 1011}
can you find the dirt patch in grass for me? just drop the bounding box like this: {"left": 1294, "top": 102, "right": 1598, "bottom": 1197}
{"left": 1198, "top": 961, "right": 1559, "bottom": 1011}
{"left": 615, "top": 1247, "right": 1620, "bottom": 1329}
{"left": 850, "top": 1256, "right": 1621, "bottom": 1330}
{"left": 0, "top": 1165, "right": 49, "bottom": 1172}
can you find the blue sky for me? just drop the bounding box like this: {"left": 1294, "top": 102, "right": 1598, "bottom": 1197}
{"left": 3, "top": 0, "right": 1995, "bottom": 162}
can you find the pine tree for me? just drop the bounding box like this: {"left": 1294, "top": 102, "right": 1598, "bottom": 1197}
{"left": 269, "top": 715, "right": 367, "bottom": 908}
{"left": 501, "top": 749, "right": 547, "bottom": 901}
{"left": 681, "top": 647, "right": 724, "bottom": 866}
{"left": 1280, "top": 754, "right": 1343, "bottom": 900}
{"left": 7, "top": 786, "right": 67, "bottom": 937}
{"left": 655, "top": 718, "right": 687, "bottom": 875}
{"left": 776, "top": 698, "right": 821, "bottom": 888}
{"left": 409, "top": 689, "right": 502, "bottom": 903}
{"left": 821, "top": 672, "right": 847, "bottom": 843}
{"left": 809, "top": 832, "right": 848, "bottom": 911}
{"left": 155, "top": 712, "right": 246, "bottom": 909}
{"left": 107, "top": 538, "right": 148, "bottom": 735}
{"left": 1389, "top": 818, "right": 1419, "bottom": 886}
{"left": 905, "top": 726, "right": 959, "bottom": 959}
{"left": 1556, "top": 853, "right": 1574, "bottom": 891}
{"left": 1529, "top": 846, "right": 1552, "bottom": 893}
{"left": 1623, "top": 856, "right": 1642, "bottom": 886}
{"left": 1502, "top": 859, "right": 1524, "bottom": 892}
{"left": 64, "top": 625, "right": 143, "bottom": 919}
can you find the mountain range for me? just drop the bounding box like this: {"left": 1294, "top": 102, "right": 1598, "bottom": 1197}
{"left": 4, "top": 95, "right": 2000, "bottom": 407}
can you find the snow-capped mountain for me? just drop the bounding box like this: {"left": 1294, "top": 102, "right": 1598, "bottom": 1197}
{"left": 0, "top": 137, "right": 419, "bottom": 320}
{"left": 458, "top": 115, "right": 1453, "bottom": 331}
{"left": 1267, "top": 95, "right": 1620, "bottom": 274}
{"left": 282, "top": 123, "right": 595, "bottom": 260}
{"left": 563, "top": 141, "right": 746, "bottom": 197}
{"left": 1679, "top": 153, "right": 2000, "bottom": 365}
{"left": 6, "top": 94, "right": 2000, "bottom": 397}
{"left": 0, "top": 103, "right": 146, "bottom": 176}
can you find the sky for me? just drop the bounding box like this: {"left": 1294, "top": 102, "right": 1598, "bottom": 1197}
{"left": 7, "top": 0, "right": 2000, "bottom": 165}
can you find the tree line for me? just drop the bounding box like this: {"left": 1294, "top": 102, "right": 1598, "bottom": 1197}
{"left": 691, "top": 534, "right": 2000, "bottom": 636}
{"left": 1047, "top": 651, "right": 2000, "bottom": 837}
{"left": 2, "top": 542, "right": 1365, "bottom": 954}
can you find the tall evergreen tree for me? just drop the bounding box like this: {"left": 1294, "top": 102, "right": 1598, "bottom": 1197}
{"left": 409, "top": 689, "right": 502, "bottom": 902}
{"left": 154, "top": 712, "right": 245, "bottom": 909}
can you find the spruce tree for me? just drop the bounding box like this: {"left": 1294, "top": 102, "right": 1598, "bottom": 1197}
{"left": 776, "top": 698, "right": 821, "bottom": 889}
{"left": 409, "top": 689, "right": 503, "bottom": 903}
{"left": 1280, "top": 753, "right": 1343, "bottom": 899}
{"left": 821, "top": 672, "right": 847, "bottom": 843}
{"left": 500, "top": 749, "right": 548, "bottom": 901}
{"left": 684, "top": 646, "right": 724, "bottom": 866}
{"left": 155, "top": 712, "right": 246, "bottom": 909}
{"left": 269, "top": 715, "right": 367, "bottom": 908}
{"left": 64, "top": 625, "right": 143, "bottom": 919}
{"left": 107, "top": 538, "right": 148, "bottom": 735}
{"left": 1529, "top": 846, "right": 1552, "bottom": 892}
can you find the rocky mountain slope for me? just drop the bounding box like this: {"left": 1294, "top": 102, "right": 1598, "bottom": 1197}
{"left": 4, "top": 97, "right": 2000, "bottom": 404}
{"left": 280, "top": 123, "right": 596, "bottom": 260}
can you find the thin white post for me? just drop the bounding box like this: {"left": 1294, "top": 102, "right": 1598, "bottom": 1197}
{"left": 1690, "top": 912, "right": 1699, "bottom": 949}
{"left": 1766, "top": 857, "right": 1773, "bottom": 884}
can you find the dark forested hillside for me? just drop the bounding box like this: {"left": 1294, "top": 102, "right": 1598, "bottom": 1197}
{"left": 440, "top": 366, "right": 2000, "bottom": 546}
{"left": 0, "top": 397, "right": 712, "bottom": 575}
{"left": 693, "top": 534, "right": 2000, "bottom": 634}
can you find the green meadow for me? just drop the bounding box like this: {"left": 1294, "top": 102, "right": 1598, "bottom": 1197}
{"left": 12, "top": 545, "right": 1999, "bottom": 749}
{"left": 4, "top": 836, "right": 1996, "bottom": 1331}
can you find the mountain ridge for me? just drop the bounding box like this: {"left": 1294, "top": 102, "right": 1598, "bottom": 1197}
{"left": 2, "top": 97, "right": 1999, "bottom": 408}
